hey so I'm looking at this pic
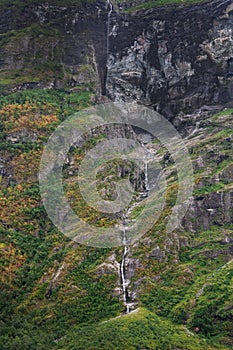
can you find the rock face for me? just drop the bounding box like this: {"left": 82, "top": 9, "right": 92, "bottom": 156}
{"left": 0, "top": 1, "right": 108, "bottom": 93}
{"left": 183, "top": 190, "right": 233, "bottom": 232}
{"left": 106, "top": 0, "right": 233, "bottom": 119}
{"left": 0, "top": 0, "right": 233, "bottom": 118}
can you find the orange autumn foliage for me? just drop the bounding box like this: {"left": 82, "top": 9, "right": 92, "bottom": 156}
{"left": 0, "top": 101, "right": 59, "bottom": 133}
{"left": 0, "top": 242, "right": 26, "bottom": 287}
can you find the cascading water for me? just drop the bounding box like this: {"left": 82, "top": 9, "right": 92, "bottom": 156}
{"left": 105, "top": 0, "right": 113, "bottom": 91}
{"left": 144, "top": 160, "right": 149, "bottom": 194}
{"left": 106, "top": 0, "right": 113, "bottom": 61}
{"left": 120, "top": 223, "right": 130, "bottom": 313}
{"left": 119, "top": 146, "right": 154, "bottom": 314}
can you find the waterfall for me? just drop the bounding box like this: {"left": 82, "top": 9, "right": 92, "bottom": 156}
{"left": 141, "top": 142, "right": 152, "bottom": 197}
{"left": 119, "top": 148, "right": 153, "bottom": 314}
{"left": 144, "top": 160, "right": 149, "bottom": 193}
{"left": 106, "top": 0, "right": 113, "bottom": 60}
{"left": 105, "top": 0, "right": 113, "bottom": 92}
{"left": 120, "top": 218, "right": 130, "bottom": 313}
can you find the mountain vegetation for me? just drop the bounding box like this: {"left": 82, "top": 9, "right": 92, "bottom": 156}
{"left": 0, "top": 0, "right": 232, "bottom": 349}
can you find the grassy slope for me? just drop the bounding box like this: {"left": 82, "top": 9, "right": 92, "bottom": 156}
{"left": 0, "top": 89, "right": 120, "bottom": 350}
{"left": 58, "top": 308, "right": 228, "bottom": 350}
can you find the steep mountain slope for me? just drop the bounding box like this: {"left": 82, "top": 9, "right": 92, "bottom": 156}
{"left": 0, "top": 1, "right": 232, "bottom": 349}
{"left": 1, "top": 92, "right": 232, "bottom": 349}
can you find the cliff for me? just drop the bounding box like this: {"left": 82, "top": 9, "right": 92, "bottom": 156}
{"left": 0, "top": 0, "right": 233, "bottom": 117}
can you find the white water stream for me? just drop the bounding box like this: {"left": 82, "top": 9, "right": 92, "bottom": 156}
{"left": 144, "top": 160, "right": 149, "bottom": 193}
{"left": 120, "top": 224, "right": 130, "bottom": 313}
{"left": 119, "top": 144, "right": 154, "bottom": 313}
{"left": 106, "top": 0, "right": 113, "bottom": 60}
{"left": 105, "top": 3, "right": 154, "bottom": 311}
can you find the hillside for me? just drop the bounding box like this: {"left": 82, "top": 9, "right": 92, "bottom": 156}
{"left": 0, "top": 0, "right": 232, "bottom": 349}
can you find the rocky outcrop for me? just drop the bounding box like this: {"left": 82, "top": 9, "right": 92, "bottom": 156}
{"left": 0, "top": 1, "right": 108, "bottom": 93}
{"left": 182, "top": 189, "right": 233, "bottom": 232}
{"left": 106, "top": 0, "right": 233, "bottom": 119}
{"left": 0, "top": 0, "right": 232, "bottom": 117}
